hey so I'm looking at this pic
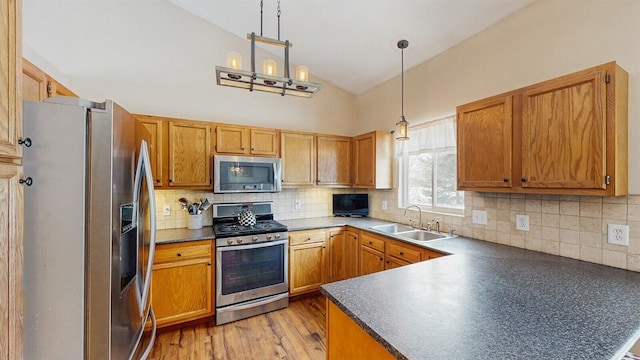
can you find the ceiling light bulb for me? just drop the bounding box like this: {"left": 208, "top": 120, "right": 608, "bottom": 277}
{"left": 227, "top": 52, "right": 242, "bottom": 70}
{"left": 263, "top": 59, "right": 277, "bottom": 76}
{"left": 296, "top": 66, "right": 309, "bottom": 82}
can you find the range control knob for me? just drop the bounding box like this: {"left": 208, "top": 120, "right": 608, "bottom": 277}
{"left": 266, "top": 234, "right": 273, "bottom": 240}
{"left": 252, "top": 236, "right": 259, "bottom": 242}
{"left": 275, "top": 233, "right": 281, "bottom": 239}
{"left": 227, "top": 239, "right": 234, "bottom": 245}
{"left": 237, "top": 238, "right": 243, "bottom": 244}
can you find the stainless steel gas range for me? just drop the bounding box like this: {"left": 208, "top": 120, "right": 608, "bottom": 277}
{"left": 213, "top": 202, "right": 289, "bottom": 325}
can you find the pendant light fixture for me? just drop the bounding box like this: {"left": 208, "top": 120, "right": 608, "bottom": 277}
{"left": 395, "top": 39, "right": 409, "bottom": 141}
{"left": 215, "top": 0, "right": 322, "bottom": 98}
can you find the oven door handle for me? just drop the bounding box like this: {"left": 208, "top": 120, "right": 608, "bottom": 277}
{"left": 218, "top": 293, "right": 290, "bottom": 312}
{"left": 217, "top": 239, "right": 288, "bottom": 251}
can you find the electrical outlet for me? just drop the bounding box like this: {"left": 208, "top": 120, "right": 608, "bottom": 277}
{"left": 516, "top": 214, "right": 529, "bottom": 231}
{"left": 608, "top": 224, "right": 629, "bottom": 246}
{"left": 294, "top": 199, "right": 301, "bottom": 210}
{"left": 163, "top": 204, "right": 171, "bottom": 216}
{"left": 472, "top": 210, "right": 488, "bottom": 225}
{"left": 381, "top": 200, "right": 388, "bottom": 210}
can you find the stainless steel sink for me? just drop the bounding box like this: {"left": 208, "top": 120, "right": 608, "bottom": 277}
{"left": 370, "top": 223, "right": 414, "bottom": 234}
{"left": 395, "top": 230, "right": 447, "bottom": 241}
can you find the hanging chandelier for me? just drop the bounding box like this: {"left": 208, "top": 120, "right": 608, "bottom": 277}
{"left": 395, "top": 39, "right": 409, "bottom": 141}
{"left": 215, "top": 0, "right": 322, "bottom": 98}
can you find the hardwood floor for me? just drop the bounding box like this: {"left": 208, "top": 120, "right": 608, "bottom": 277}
{"left": 149, "top": 294, "right": 326, "bottom": 360}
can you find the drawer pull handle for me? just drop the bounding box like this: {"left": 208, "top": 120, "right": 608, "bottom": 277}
{"left": 20, "top": 177, "right": 33, "bottom": 186}
{"left": 306, "top": 237, "right": 311, "bottom": 241}
{"left": 369, "top": 241, "right": 373, "bottom": 245}
{"left": 18, "top": 138, "right": 32, "bottom": 147}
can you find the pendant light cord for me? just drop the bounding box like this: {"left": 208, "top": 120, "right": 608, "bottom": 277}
{"left": 401, "top": 46, "right": 404, "bottom": 116}
{"left": 260, "top": 0, "right": 263, "bottom": 36}
{"left": 259, "top": 0, "right": 282, "bottom": 40}
{"left": 277, "top": 0, "right": 281, "bottom": 40}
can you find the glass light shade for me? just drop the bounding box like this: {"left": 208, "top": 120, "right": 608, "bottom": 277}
{"left": 263, "top": 59, "right": 277, "bottom": 76}
{"left": 295, "top": 66, "right": 309, "bottom": 82}
{"left": 396, "top": 116, "right": 409, "bottom": 141}
{"left": 227, "top": 52, "right": 242, "bottom": 70}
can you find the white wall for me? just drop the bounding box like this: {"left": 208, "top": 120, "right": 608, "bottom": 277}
{"left": 22, "top": 0, "right": 356, "bottom": 135}
{"left": 357, "top": 0, "right": 640, "bottom": 192}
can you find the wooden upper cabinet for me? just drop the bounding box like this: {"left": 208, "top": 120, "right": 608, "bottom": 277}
{"left": 22, "top": 59, "right": 47, "bottom": 102}
{"left": 456, "top": 61, "right": 628, "bottom": 196}
{"left": 250, "top": 128, "right": 279, "bottom": 156}
{"left": 457, "top": 95, "right": 513, "bottom": 189}
{"left": 1, "top": 1, "right": 22, "bottom": 160}
{"left": 134, "top": 115, "right": 164, "bottom": 187}
{"left": 281, "top": 131, "right": 315, "bottom": 187}
{"left": 168, "top": 121, "right": 212, "bottom": 188}
{"left": 317, "top": 135, "right": 351, "bottom": 187}
{"left": 22, "top": 58, "right": 77, "bottom": 103}
{"left": 353, "top": 131, "right": 392, "bottom": 189}
{"left": 215, "top": 125, "right": 278, "bottom": 157}
{"left": 215, "top": 125, "right": 248, "bottom": 155}
{"left": 521, "top": 69, "right": 607, "bottom": 190}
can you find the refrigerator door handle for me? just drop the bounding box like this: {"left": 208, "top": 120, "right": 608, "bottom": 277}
{"left": 138, "top": 309, "right": 157, "bottom": 360}
{"left": 133, "top": 140, "right": 157, "bottom": 317}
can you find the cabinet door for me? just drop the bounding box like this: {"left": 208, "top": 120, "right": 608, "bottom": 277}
{"left": 521, "top": 70, "right": 607, "bottom": 190}
{"left": 168, "top": 121, "right": 211, "bottom": 188}
{"left": 250, "top": 128, "right": 279, "bottom": 157}
{"left": 289, "top": 241, "right": 326, "bottom": 295}
{"left": 359, "top": 245, "right": 385, "bottom": 276}
{"left": 0, "top": 164, "right": 23, "bottom": 359}
{"left": 22, "top": 59, "right": 47, "bottom": 102}
{"left": 328, "top": 228, "right": 358, "bottom": 283}
{"left": 151, "top": 257, "right": 213, "bottom": 328}
{"left": 281, "top": 131, "right": 315, "bottom": 187}
{"left": 385, "top": 256, "right": 410, "bottom": 270}
{"left": 0, "top": 1, "right": 21, "bottom": 159}
{"left": 353, "top": 133, "right": 375, "bottom": 187}
{"left": 215, "top": 125, "right": 248, "bottom": 155}
{"left": 135, "top": 116, "right": 164, "bottom": 187}
{"left": 317, "top": 135, "right": 351, "bottom": 186}
{"left": 457, "top": 95, "right": 513, "bottom": 189}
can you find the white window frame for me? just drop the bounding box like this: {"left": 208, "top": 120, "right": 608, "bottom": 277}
{"left": 398, "top": 115, "right": 464, "bottom": 214}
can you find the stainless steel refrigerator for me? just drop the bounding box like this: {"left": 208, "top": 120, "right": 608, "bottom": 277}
{"left": 22, "top": 97, "right": 157, "bottom": 359}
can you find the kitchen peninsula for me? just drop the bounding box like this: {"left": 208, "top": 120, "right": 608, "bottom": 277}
{"left": 321, "top": 235, "right": 640, "bottom": 360}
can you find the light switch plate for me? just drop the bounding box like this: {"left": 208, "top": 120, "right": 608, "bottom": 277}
{"left": 472, "top": 210, "right": 488, "bottom": 225}
{"left": 608, "top": 224, "right": 629, "bottom": 246}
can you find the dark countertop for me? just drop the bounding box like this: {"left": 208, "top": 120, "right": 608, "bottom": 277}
{"left": 156, "top": 227, "right": 215, "bottom": 244}
{"left": 321, "top": 237, "right": 640, "bottom": 360}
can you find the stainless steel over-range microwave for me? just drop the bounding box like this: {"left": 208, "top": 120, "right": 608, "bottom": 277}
{"left": 213, "top": 155, "right": 282, "bottom": 193}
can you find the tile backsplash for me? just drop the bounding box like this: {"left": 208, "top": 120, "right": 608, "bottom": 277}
{"left": 154, "top": 188, "right": 353, "bottom": 229}
{"left": 155, "top": 188, "right": 640, "bottom": 272}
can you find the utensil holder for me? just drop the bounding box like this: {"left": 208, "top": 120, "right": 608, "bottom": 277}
{"left": 188, "top": 214, "right": 203, "bottom": 230}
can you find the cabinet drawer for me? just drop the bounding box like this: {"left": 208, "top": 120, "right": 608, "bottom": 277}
{"left": 360, "top": 233, "right": 385, "bottom": 252}
{"left": 154, "top": 240, "right": 212, "bottom": 264}
{"left": 387, "top": 242, "right": 421, "bottom": 263}
{"left": 424, "top": 249, "right": 445, "bottom": 260}
{"left": 289, "top": 230, "right": 326, "bottom": 245}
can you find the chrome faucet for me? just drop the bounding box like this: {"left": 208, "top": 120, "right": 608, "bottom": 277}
{"left": 404, "top": 205, "right": 423, "bottom": 228}
{"left": 431, "top": 216, "right": 454, "bottom": 235}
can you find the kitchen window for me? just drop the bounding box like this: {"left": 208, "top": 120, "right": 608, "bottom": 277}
{"left": 398, "top": 115, "right": 464, "bottom": 212}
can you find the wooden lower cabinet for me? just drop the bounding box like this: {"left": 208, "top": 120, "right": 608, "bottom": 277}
{"left": 150, "top": 240, "right": 214, "bottom": 329}
{"left": 326, "top": 300, "right": 395, "bottom": 360}
{"left": 0, "top": 164, "right": 23, "bottom": 360}
{"left": 289, "top": 229, "right": 327, "bottom": 296}
{"left": 359, "top": 245, "right": 385, "bottom": 275}
{"left": 328, "top": 228, "right": 359, "bottom": 282}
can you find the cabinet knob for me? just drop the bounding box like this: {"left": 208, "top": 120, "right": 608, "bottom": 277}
{"left": 369, "top": 241, "right": 373, "bottom": 245}
{"left": 169, "top": 179, "right": 173, "bottom": 183}
{"left": 177, "top": 253, "right": 182, "bottom": 257}
{"left": 156, "top": 179, "right": 160, "bottom": 183}
{"left": 251, "top": 148, "right": 255, "bottom": 151}
{"left": 18, "top": 138, "right": 32, "bottom": 147}
{"left": 241, "top": 147, "right": 245, "bottom": 150}
{"left": 521, "top": 177, "right": 527, "bottom": 183}
{"left": 503, "top": 178, "right": 509, "bottom": 183}
{"left": 207, "top": 262, "right": 211, "bottom": 266}
{"left": 400, "top": 252, "right": 404, "bottom": 256}
{"left": 306, "top": 237, "right": 311, "bottom": 241}
{"left": 19, "top": 177, "right": 33, "bottom": 186}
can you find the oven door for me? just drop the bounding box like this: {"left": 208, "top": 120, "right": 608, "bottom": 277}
{"left": 216, "top": 239, "right": 289, "bottom": 307}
